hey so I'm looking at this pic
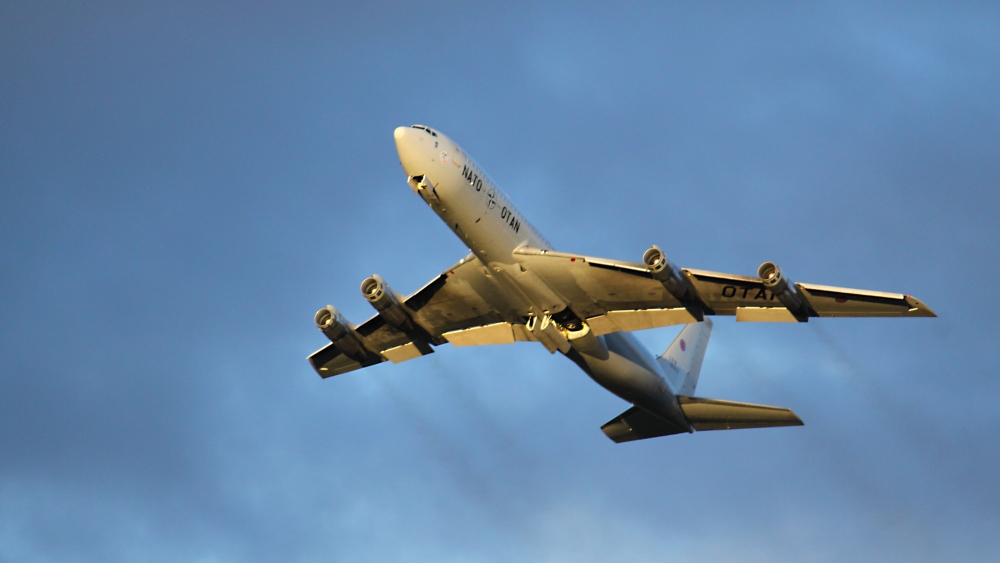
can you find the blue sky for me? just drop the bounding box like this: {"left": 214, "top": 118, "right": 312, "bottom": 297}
{"left": 2, "top": 2, "right": 998, "bottom": 561}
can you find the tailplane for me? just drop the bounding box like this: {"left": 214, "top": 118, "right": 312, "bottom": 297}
{"left": 602, "top": 399, "right": 803, "bottom": 443}
{"left": 658, "top": 318, "right": 713, "bottom": 395}
{"left": 677, "top": 397, "right": 803, "bottom": 431}
{"left": 602, "top": 318, "right": 803, "bottom": 443}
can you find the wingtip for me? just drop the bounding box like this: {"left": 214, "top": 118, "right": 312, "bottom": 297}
{"left": 905, "top": 295, "right": 937, "bottom": 317}
{"left": 788, "top": 410, "right": 805, "bottom": 426}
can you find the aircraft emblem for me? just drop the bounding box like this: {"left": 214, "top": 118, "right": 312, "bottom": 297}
{"left": 680, "top": 339, "right": 687, "bottom": 352}
{"left": 440, "top": 151, "right": 449, "bottom": 164}
{"left": 487, "top": 187, "right": 496, "bottom": 209}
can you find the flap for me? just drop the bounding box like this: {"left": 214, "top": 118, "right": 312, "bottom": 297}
{"left": 443, "top": 322, "right": 537, "bottom": 346}
{"left": 587, "top": 307, "right": 698, "bottom": 336}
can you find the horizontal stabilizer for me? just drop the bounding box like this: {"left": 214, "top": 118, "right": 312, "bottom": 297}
{"left": 601, "top": 406, "right": 689, "bottom": 443}
{"left": 602, "top": 398, "right": 803, "bottom": 443}
{"left": 678, "top": 396, "right": 803, "bottom": 431}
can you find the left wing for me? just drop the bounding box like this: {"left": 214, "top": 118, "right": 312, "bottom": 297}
{"left": 686, "top": 269, "right": 935, "bottom": 319}
{"left": 512, "top": 246, "right": 935, "bottom": 335}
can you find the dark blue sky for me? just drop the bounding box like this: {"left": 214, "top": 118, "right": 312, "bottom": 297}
{"left": 2, "top": 3, "right": 998, "bottom": 561}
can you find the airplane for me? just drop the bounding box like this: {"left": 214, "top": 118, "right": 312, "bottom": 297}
{"left": 308, "top": 124, "right": 936, "bottom": 442}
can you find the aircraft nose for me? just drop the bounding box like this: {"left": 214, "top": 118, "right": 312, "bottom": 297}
{"left": 394, "top": 126, "right": 426, "bottom": 177}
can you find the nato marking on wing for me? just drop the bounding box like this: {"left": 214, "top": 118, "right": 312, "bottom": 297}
{"left": 308, "top": 125, "right": 936, "bottom": 443}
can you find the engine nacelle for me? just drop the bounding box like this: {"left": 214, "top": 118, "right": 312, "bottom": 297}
{"left": 361, "top": 274, "right": 413, "bottom": 332}
{"left": 314, "top": 305, "right": 369, "bottom": 360}
{"left": 643, "top": 245, "right": 696, "bottom": 303}
{"left": 757, "top": 262, "right": 811, "bottom": 320}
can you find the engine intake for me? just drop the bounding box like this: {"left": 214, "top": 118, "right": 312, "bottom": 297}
{"left": 361, "top": 274, "right": 414, "bottom": 332}
{"left": 643, "top": 246, "right": 701, "bottom": 317}
{"left": 314, "top": 305, "right": 369, "bottom": 360}
{"left": 757, "top": 262, "right": 811, "bottom": 320}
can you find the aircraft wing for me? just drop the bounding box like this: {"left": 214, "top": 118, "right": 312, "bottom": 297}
{"left": 309, "top": 254, "right": 516, "bottom": 377}
{"left": 684, "top": 269, "right": 936, "bottom": 319}
{"left": 310, "top": 246, "right": 935, "bottom": 376}
{"left": 512, "top": 246, "right": 935, "bottom": 335}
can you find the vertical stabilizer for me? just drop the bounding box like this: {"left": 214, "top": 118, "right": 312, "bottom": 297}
{"left": 657, "top": 319, "right": 713, "bottom": 395}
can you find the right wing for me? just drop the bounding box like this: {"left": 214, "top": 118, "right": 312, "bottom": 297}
{"left": 309, "top": 254, "right": 532, "bottom": 377}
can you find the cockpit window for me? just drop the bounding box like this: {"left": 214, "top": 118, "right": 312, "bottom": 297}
{"left": 410, "top": 124, "right": 437, "bottom": 137}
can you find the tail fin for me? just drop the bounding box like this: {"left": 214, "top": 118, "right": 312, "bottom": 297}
{"left": 657, "top": 318, "right": 713, "bottom": 396}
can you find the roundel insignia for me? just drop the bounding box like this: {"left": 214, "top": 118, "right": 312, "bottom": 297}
{"left": 680, "top": 339, "right": 686, "bottom": 352}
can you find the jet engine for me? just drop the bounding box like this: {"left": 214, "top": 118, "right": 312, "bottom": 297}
{"left": 757, "top": 262, "right": 812, "bottom": 320}
{"left": 314, "top": 305, "right": 369, "bottom": 360}
{"left": 361, "top": 274, "right": 414, "bottom": 332}
{"left": 643, "top": 246, "right": 699, "bottom": 308}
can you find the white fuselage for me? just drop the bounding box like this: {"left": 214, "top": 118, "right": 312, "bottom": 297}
{"left": 394, "top": 125, "right": 549, "bottom": 266}
{"left": 394, "top": 125, "right": 691, "bottom": 432}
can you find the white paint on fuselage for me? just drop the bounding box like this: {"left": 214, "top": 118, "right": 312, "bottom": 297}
{"left": 394, "top": 125, "right": 551, "bottom": 266}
